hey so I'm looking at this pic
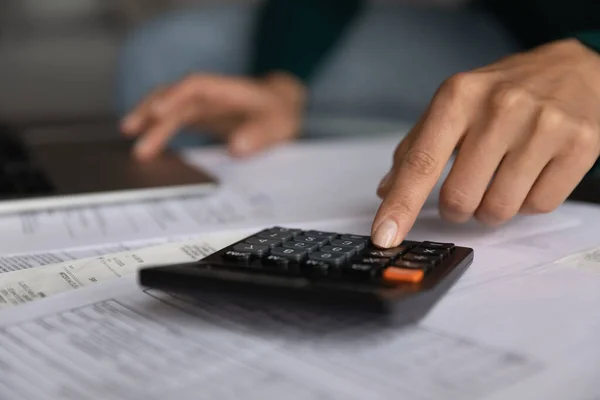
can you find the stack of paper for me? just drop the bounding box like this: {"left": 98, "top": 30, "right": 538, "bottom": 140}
{"left": 0, "top": 134, "right": 599, "bottom": 399}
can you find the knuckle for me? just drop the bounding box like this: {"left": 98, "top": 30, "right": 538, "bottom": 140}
{"left": 536, "top": 106, "right": 568, "bottom": 133}
{"left": 401, "top": 149, "right": 438, "bottom": 176}
{"left": 439, "top": 187, "right": 478, "bottom": 216}
{"left": 492, "top": 86, "right": 532, "bottom": 111}
{"left": 440, "top": 72, "right": 475, "bottom": 100}
{"left": 568, "top": 119, "right": 600, "bottom": 153}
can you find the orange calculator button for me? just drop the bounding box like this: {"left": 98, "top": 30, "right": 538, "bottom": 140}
{"left": 382, "top": 267, "right": 424, "bottom": 284}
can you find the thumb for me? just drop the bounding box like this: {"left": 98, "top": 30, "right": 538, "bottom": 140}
{"left": 228, "top": 120, "right": 287, "bottom": 157}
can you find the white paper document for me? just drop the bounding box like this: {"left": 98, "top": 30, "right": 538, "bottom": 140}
{"left": 0, "top": 186, "right": 275, "bottom": 258}
{"left": 0, "top": 257, "right": 598, "bottom": 400}
{"left": 422, "top": 261, "right": 600, "bottom": 400}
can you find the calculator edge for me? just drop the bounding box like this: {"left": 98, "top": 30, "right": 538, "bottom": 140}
{"left": 138, "top": 246, "right": 474, "bottom": 319}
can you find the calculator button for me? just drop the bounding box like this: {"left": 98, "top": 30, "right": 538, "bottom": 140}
{"left": 233, "top": 243, "right": 269, "bottom": 257}
{"left": 246, "top": 237, "right": 280, "bottom": 248}
{"left": 382, "top": 267, "right": 424, "bottom": 284}
{"left": 303, "top": 230, "right": 338, "bottom": 240}
{"left": 258, "top": 231, "right": 294, "bottom": 241}
{"left": 223, "top": 251, "right": 252, "bottom": 264}
{"left": 403, "top": 253, "right": 440, "bottom": 265}
{"left": 393, "top": 259, "right": 430, "bottom": 270}
{"left": 294, "top": 235, "right": 329, "bottom": 247}
{"left": 352, "top": 257, "right": 390, "bottom": 268}
{"left": 268, "top": 227, "right": 302, "bottom": 236}
{"left": 283, "top": 241, "right": 320, "bottom": 252}
{"left": 411, "top": 247, "right": 447, "bottom": 258}
{"left": 265, "top": 254, "right": 290, "bottom": 267}
{"left": 365, "top": 248, "right": 402, "bottom": 258}
{"left": 320, "top": 245, "right": 356, "bottom": 257}
{"left": 271, "top": 247, "right": 307, "bottom": 262}
{"left": 365, "top": 241, "right": 413, "bottom": 258}
{"left": 330, "top": 239, "right": 365, "bottom": 251}
{"left": 309, "top": 252, "right": 346, "bottom": 266}
{"left": 421, "top": 241, "right": 454, "bottom": 251}
{"left": 304, "top": 260, "right": 336, "bottom": 277}
{"left": 341, "top": 263, "right": 378, "bottom": 281}
{"left": 340, "top": 234, "right": 370, "bottom": 242}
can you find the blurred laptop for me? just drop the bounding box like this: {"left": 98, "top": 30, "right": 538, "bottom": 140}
{"left": 0, "top": 123, "right": 218, "bottom": 214}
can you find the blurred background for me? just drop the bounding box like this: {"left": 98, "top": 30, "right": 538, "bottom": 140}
{"left": 0, "top": 0, "right": 465, "bottom": 134}
{"left": 0, "top": 0, "right": 251, "bottom": 128}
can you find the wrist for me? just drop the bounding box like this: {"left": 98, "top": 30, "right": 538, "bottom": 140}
{"left": 546, "top": 38, "right": 600, "bottom": 93}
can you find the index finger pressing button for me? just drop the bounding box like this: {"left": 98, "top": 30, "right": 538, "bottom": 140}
{"left": 365, "top": 241, "right": 415, "bottom": 258}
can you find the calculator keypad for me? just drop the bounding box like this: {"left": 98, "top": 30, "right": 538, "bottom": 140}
{"left": 206, "top": 227, "right": 456, "bottom": 286}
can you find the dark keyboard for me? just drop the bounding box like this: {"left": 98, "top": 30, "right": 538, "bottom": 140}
{"left": 139, "top": 227, "right": 474, "bottom": 319}
{"left": 0, "top": 128, "right": 54, "bottom": 198}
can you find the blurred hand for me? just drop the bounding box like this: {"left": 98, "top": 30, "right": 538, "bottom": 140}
{"left": 372, "top": 39, "right": 600, "bottom": 248}
{"left": 121, "top": 72, "right": 306, "bottom": 160}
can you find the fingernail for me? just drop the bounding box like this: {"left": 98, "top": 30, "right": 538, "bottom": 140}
{"left": 372, "top": 219, "right": 398, "bottom": 248}
{"left": 378, "top": 171, "right": 392, "bottom": 190}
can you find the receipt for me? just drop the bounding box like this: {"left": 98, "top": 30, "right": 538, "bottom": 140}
{"left": 0, "top": 239, "right": 172, "bottom": 273}
{"left": 0, "top": 230, "right": 250, "bottom": 308}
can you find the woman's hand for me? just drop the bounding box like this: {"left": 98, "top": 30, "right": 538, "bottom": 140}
{"left": 373, "top": 39, "right": 600, "bottom": 248}
{"left": 121, "top": 72, "right": 307, "bottom": 160}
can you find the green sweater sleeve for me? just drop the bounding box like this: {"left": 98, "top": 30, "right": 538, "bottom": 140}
{"left": 575, "top": 31, "right": 600, "bottom": 53}
{"left": 250, "top": 0, "right": 364, "bottom": 84}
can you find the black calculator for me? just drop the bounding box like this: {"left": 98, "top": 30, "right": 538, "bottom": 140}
{"left": 139, "top": 227, "right": 474, "bottom": 320}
